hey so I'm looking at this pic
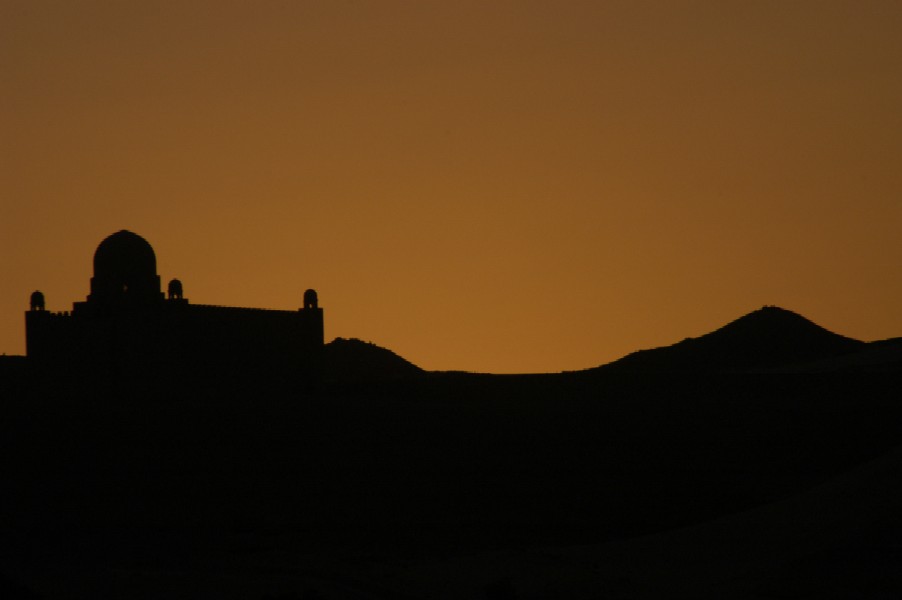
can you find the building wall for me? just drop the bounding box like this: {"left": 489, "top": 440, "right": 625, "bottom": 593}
{"left": 25, "top": 299, "right": 324, "bottom": 383}
{"left": 25, "top": 231, "right": 324, "bottom": 385}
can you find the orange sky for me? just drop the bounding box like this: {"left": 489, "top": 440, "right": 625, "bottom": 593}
{"left": 2, "top": 1, "right": 901, "bottom": 373}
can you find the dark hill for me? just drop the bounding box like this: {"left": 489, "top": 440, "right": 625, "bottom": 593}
{"left": 775, "top": 336, "right": 902, "bottom": 373}
{"left": 323, "top": 337, "right": 423, "bottom": 382}
{"left": 596, "top": 305, "right": 866, "bottom": 373}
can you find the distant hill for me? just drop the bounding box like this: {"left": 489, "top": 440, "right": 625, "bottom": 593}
{"left": 594, "top": 306, "right": 868, "bottom": 373}
{"left": 772, "top": 336, "right": 902, "bottom": 373}
{"left": 323, "top": 337, "right": 423, "bottom": 382}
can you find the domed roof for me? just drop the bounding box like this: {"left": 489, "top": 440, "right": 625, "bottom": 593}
{"left": 93, "top": 230, "right": 157, "bottom": 280}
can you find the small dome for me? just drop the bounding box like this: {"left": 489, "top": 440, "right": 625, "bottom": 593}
{"left": 303, "top": 289, "right": 318, "bottom": 309}
{"left": 168, "top": 278, "right": 183, "bottom": 300}
{"left": 30, "top": 290, "right": 45, "bottom": 311}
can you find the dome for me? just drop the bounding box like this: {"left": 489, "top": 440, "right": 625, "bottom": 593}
{"left": 89, "top": 230, "right": 162, "bottom": 306}
{"left": 94, "top": 230, "right": 157, "bottom": 280}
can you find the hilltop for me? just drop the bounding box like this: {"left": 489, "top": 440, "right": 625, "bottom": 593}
{"left": 593, "top": 305, "right": 870, "bottom": 373}
{"left": 323, "top": 337, "right": 424, "bottom": 382}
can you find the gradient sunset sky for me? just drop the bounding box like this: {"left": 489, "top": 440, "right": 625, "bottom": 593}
{"left": 2, "top": 1, "right": 901, "bottom": 373}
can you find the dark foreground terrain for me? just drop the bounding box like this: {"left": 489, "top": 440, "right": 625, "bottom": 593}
{"left": 1, "top": 366, "right": 901, "bottom": 599}
{"left": 1, "top": 307, "right": 901, "bottom": 599}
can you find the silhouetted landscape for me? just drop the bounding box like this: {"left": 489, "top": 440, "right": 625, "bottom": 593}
{"left": 2, "top": 290, "right": 902, "bottom": 598}
{"left": 0, "top": 230, "right": 899, "bottom": 599}
{"left": 6, "top": 1, "right": 902, "bottom": 595}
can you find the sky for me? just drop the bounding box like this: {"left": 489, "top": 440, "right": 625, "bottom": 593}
{"left": 2, "top": 1, "right": 901, "bottom": 373}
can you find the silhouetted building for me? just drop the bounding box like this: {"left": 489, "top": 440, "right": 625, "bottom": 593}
{"left": 26, "top": 230, "right": 323, "bottom": 381}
